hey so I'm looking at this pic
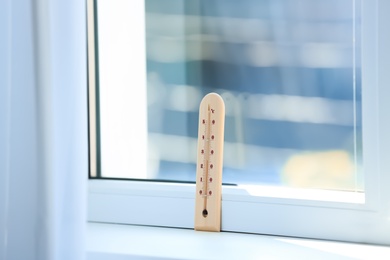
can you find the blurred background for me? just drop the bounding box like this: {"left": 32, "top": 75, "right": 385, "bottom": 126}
{"left": 97, "top": 0, "right": 362, "bottom": 191}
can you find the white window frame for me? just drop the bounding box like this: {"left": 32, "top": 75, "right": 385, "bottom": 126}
{"left": 87, "top": 0, "right": 390, "bottom": 245}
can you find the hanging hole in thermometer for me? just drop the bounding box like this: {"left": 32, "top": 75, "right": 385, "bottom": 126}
{"left": 194, "top": 93, "right": 225, "bottom": 232}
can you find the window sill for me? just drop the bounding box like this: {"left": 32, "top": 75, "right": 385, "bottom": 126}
{"left": 87, "top": 222, "right": 390, "bottom": 260}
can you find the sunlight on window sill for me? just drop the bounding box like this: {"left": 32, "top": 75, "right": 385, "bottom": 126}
{"left": 87, "top": 222, "right": 390, "bottom": 260}
{"left": 224, "top": 185, "right": 365, "bottom": 204}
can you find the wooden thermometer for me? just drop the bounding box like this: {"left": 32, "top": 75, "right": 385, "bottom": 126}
{"left": 194, "top": 93, "right": 225, "bottom": 232}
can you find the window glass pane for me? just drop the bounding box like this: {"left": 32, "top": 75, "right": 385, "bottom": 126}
{"left": 93, "top": 0, "right": 362, "bottom": 191}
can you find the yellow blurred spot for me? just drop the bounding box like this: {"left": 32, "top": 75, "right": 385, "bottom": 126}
{"left": 282, "top": 150, "right": 355, "bottom": 190}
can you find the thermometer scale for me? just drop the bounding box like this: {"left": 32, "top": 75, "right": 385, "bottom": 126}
{"left": 194, "top": 93, "right": 225, "bottom": 232}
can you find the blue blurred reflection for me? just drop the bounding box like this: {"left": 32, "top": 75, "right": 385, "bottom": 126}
{"left": 145, "top": 0, "right": 362, "bottom": 190}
